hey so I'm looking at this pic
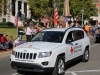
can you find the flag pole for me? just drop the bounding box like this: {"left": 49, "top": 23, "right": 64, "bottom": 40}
{"left": 15, "top": 11, "right": 19, "bottom": 37}
{"left": 64, "top": 0, "right": 70, "bottom": 28}
{"left": 54, "top": 0, "right": 59, "bottom": 26}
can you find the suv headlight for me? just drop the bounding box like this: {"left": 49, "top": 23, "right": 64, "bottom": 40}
{"left": 12, "top": 50, "right": 15, "bottom": 55}
{"left": 38, "top": 51, "right": 52, "bottom": 58}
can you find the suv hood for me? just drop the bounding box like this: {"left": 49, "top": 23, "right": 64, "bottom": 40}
{"left": 15, "top": 42, "right": 62, "bottom": 51}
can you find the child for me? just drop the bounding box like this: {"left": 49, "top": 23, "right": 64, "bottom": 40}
{"left": 8, "top": 36, "right": 14, "bottom": 48}
{"left": 14, "top": 36, "right": 24, "bottom": 47}
{"left": 14, "top": 36, "right": 20, "bottom": 47}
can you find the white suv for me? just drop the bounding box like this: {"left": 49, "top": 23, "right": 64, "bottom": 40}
{"left": 10, "top": 27, "right": 91, "bottom": 75}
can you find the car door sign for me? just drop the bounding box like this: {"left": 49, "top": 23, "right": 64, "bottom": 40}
{"left": 74, "top": 45, "right": 82, "bottom": 53}
{"left": 29, "top": 45, "right": 32, "bottom": 47}
{"left": 70, "top": 46, "right": 74, "bottom": 54}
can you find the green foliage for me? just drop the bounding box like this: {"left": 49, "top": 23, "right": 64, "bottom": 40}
{"left": 69, "top": 0, "right": 97, "bottom": 19}
{"left": 0, "top": 0, "right": 8, "bottom": 15}
{"left": 0, "top": 22, "right": 15, "bottom": 28}
{"left": 27, "top": 0, "right": 97, "bottom": 20}
{"left": 28, "top": 0, "right": 52, "bottom": 18}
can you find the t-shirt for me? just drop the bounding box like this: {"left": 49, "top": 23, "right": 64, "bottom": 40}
{"left": 85, "top": 26, "right": 90, "bottom": 31}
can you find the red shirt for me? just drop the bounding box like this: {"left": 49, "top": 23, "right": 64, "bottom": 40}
{"left": 1, "top": 36, "right": 8, "bottom": 43}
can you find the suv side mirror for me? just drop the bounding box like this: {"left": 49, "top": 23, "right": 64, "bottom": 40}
{"left": 66, "top": 38, "right": 73, "bottom": 43}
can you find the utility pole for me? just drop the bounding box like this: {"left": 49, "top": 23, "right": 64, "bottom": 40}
{"left": 81, "top": 9, "right": 84, "bottom": 27}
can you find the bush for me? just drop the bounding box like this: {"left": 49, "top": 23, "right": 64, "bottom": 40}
{"left": 7, "top": 22, "right": 15, "bottom": 27}
{"left": 0, "top": 22, "right": 7, "bottom": 26}
{"left": 0, "top": 22, "right": 15, "bottom": 28}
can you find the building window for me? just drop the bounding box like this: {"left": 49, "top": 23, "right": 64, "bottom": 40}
{"left": 24, "top": 3, "right": 27, "bottom": 17}
{"left": 18, "top": 1, "right": 21, "bottom": 11}
{"left": 12, "top": 2, "right": 15, "bottom": 16}
{"left": 94, "top": 0, "right": 99, "bottom": 3}
{"left": 96, "top": 7, "right": 99, "bottom": 15}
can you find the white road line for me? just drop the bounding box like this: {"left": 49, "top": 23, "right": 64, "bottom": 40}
{"left": 91, "top": 44, "right": 98, "bottom": 47}
{"left": 65, "top": 69, "right": 100, "bottom": 74}
{"left": 71, "top": 72, "right": 77, "bottom": 75}
{"left": 12, "top": 73, "right": 18, "bottom": 75}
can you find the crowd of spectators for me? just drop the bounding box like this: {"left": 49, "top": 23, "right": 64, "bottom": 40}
{"left": 1, "top": 19, "right": 100, "bottom": 51}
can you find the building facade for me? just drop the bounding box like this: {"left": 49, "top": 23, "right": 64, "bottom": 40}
{"left": 92, "top": 0, "right": 100, "bottom": 22}
{"left": 1, "top": 0, "right": 31, "bottom": 25}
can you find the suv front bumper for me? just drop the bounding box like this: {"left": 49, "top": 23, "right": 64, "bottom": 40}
{"left": 11, "top": 61, "right": 54, "bottom": 73}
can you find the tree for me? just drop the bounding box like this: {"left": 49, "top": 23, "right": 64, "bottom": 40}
{"left": 28, "top": 0, "right": 64, "bottom": 18}
{"left": 69, "top": 0, "right": 98, "bottom": 20}
{"left": 28, "top": 0, "right": 52, "bottom": 18}
{"left": 0, "top": 0, "right": 8, "bottom": 15}
{"left": 28, "top": 0, "right": 97, "bottom": 20}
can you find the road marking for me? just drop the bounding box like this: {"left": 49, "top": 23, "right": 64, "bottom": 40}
{"left": 71, "top": 72, "right": 77, "bottom": 75}
{"left": 12, "top": 73, "right": 18, "bottom": 75}
{"left": 65, "top": 69, "right": 100, "bottom": 74}
{"left": 91, "top": 44, "right": 98, "bottom": 47}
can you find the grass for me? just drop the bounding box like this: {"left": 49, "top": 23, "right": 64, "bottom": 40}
{"left": 0, "top": 27, "right": 26, "bottom": 40}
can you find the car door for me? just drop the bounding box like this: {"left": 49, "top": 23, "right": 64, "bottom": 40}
{"left": 65, "top": 30, "right": 76, "bottom": 60}
{"left": 73, "top": 30, "right": 84, "bottom": 57}
{"left": 66, "top": 30, "right": 84, "bottom": 60}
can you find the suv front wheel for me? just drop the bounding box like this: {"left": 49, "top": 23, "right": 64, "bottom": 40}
{"left": 52, "top": 56, "right": 65, "bottom": 75}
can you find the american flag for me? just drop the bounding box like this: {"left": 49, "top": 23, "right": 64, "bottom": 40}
{"left": 54, "top": 0, "right": 59, "bottom": 25}
{"left": 15, "top": 12, "right": 19, "bottom": 27}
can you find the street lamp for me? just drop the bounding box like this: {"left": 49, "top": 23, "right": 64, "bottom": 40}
{"left": 81, "top": 9, "right": 84, "bottom": 27}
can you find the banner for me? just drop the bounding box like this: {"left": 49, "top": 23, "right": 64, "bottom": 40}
{"left": 64, "top": 0, "right": 70, "bottom": 16}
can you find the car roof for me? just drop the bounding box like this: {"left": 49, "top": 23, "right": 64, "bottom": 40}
{"left": 42, "top": 27, "right": 83, "bottom": 32}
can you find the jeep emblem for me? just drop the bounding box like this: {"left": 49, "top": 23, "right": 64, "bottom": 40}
{"left": 24, "top": 50, "right": 27, "bottom": 52}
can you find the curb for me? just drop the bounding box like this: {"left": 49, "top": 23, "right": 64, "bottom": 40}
{"left": 0, "top": 50, "right": 12, "bottom": 56}
{"left": 0, "top": 50, "right": 12, "bottom": 55}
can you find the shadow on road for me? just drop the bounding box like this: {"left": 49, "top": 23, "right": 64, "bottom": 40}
{"left": 17, "top": 60, "right": 81, "bottom": 75}
{"left": 18, "top": 72, "right": 52, "bottom": 75}
{"left": 65, "top": 59, "right": 81, "bottom": 70}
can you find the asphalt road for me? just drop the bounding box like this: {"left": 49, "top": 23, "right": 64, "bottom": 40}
{"left": 0, "top": 37, "right": 100, "bottom": 75}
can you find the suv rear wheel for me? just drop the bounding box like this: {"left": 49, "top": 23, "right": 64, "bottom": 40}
{"left": 52, "top": 56, "right": 65, "bottom": 75}
{"left": 82, "top": 48, "right": 89, "bottom": 62}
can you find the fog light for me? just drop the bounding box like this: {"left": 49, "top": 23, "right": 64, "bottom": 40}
{"left": 42, "top": 61, "right": 49, "bottom": 66}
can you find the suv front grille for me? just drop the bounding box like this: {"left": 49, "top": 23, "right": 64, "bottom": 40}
{"left": 15, "top": 52, "right": 37, "bottom": 60}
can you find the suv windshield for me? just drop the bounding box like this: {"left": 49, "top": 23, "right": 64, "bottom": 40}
{"left": 31, "top": 31, "right": 64, "bottom": 43}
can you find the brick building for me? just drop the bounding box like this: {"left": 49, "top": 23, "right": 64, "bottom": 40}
{"left": 91, "top": 0, "right": 100, "bottom": 22}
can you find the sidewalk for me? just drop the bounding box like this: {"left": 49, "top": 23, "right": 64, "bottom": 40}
{"left": 0, "top": 49, "right": 12, "bottom": 55}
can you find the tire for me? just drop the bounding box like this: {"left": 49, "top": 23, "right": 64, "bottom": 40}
{"left": 82, "top": 48, "right": 89, "bottom": 62}
{"left": 17, "top": 70, "right": 25, "bottom": 74}
{"left": 52, "top": 56, "right": 65, "bottom": 75}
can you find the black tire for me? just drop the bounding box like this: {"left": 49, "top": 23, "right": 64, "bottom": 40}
{"left": 82, "top": 48, "right": 89, "bottom": 62}
{"left": 17, "top": 70, "right": 25, "bottom": 74}
{"left": 52, "top": 56, "right": 65, "bottom": 75}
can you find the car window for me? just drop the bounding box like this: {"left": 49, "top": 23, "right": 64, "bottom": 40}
{"left": 31, "top": 31, "right": 64, "bottom": 43}
{"left": 74, "top": 30, "right": 84, "bottom": 40}
{"left": 79, "top": 30, "right": 84, "bottom": 38}
{"left": 66, "top": 31, "right": 75, "bottom": 42}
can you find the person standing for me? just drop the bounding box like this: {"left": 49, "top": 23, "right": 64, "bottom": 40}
{"left": 25, "top": 25, "right": 32, "bottom": 42}
{"left": 18, "top": 24, "right": 24, "bottom": 41}
{"left": 74, "top": 22, "right": 80, "bottom": 27}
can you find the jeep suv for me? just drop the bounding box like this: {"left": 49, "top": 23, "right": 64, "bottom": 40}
{"left": 10, "top": 27, "right": 90, "bottom": 75}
